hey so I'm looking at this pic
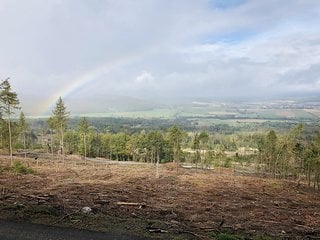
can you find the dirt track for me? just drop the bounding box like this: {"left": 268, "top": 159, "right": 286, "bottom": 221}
{"left": 0, "top": 156, "right": 320, "bottom": 239}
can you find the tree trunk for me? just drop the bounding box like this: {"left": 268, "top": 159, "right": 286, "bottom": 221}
{"left": 156, "top": 151, "right": 160, "bottom": 178}
{"left": 23, "top": 132, "right": 26, "bottom": 159}
{"left": 60, "top": 123, "right": 64, "bottom": 164}
{"left": 8, "top": 111, "right": 13, "bottom": 166}
{"left": 50, "top": 130, "right": 54, "bottom": 162}
{"left": 201, "top": 149, "right": 204, "bottom": 169}
{"left": 8, "top": 122, "right": 13, "bottom": 165}
{"left": 84, "top": 134, "right": 87, "bottom": 165}
{"left": 307, "top": 163, "right": 311, "bottom": 187}
{"left": 173, "top": 143, "right": 176, "bottom": 163}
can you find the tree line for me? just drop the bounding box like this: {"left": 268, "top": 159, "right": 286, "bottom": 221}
{"left": 46, "top": 97, "right": 320, "bottom": 189}
{"left": 0, "top": 78, "right": 319, "bottom": 189}
{"left": 258, "top": 124, "right": 320, "bottom": 189}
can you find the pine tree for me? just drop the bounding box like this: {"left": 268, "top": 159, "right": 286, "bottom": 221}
{"left": 167, "top": 125, "right": 183, "bottom": 163}
{"left": 0, "top": 78, "right": 20, "bottom": 165}
{"left": 47, "top": 116, "right": 57, "bottom": 161}
{"left": 266, "top": 130, "right": 277, "bottom": 174}
{"left": 79, "top": 117, "right": 89, "bottom": 164}
{"left": 192, "top": 133, "right": 201, "bottom": 168}
{"left": 51, "top": 97, "right": 69, "bottom": 163}
{"left": 199, "top": 131, "right": 209, "bottom": 168}
{"left": 18, "top": 111, "right": 29, "bottom": 159}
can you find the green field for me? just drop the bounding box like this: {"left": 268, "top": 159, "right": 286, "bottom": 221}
{"left": 77, "top": 108, "right": 177, "bottom": 119}
{"left": 74, "top": 104, "right": 319, "bottom": 122}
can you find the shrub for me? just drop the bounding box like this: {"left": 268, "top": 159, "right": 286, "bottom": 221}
{"left": 223, "top": 158, "right": 232, "bottom": 168}
{"left": 253, "top": 235, "right": 273, "bottom": 240}
{"left": 215, "top": 233, "right": 243, "bottom": 240}
{"left": 12, "top": 160, "right": 34, "bottom": 174}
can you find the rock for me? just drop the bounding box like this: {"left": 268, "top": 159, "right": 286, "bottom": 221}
{"left": 81, "top": 206, "right": 92, "bottom": 214}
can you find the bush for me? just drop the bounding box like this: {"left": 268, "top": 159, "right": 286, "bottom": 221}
{"left": 223, "top": 158, "right": 232, "bottom": 168}
{"left": 0, "top": 164, "right": 11, "bottom": 173}
{"left": 215, "top": 233, "right": 243, "bottom": 240}
{"left": 12, "top": 160, "right": 34, "bottom": 174}
{"left": 253, "top": 235, "right": 273, "bottom": 240}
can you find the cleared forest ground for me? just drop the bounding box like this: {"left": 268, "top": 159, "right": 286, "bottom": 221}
{"left": 0, "top": 156, "right": 319, "bottom": 239}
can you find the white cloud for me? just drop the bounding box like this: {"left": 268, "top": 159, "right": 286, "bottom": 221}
{"left": 135, "top": 71, "right": 154, "bottom": 85}
{"left": 1, "top": 0, "right": 320, "bottom": 108}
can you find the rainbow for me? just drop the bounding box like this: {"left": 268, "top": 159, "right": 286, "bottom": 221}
{"left": 36, "top": 54, "right": 141, "bottom": 116}
{"left": 35, "top": 68, "right": 102, "bottom": 116}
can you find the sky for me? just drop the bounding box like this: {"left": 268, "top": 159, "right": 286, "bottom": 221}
{"left": 1, "top": 0, "right": 320, "bottom": 114}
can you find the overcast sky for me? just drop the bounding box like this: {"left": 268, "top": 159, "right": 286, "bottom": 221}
{"left": 1, "top": 0, "right": 320, "bottom": 109}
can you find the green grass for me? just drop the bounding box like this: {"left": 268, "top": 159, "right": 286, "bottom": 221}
{"left": 214, "top": 233, "right": 243, "bottom": 240}
{"left": 12, "top": 160, "right": 35, "bottom": 174}
{"left": 253, "top": 235, "right": 273, "bottom": 240}
{"left": 77, "top": 108, "right": 178, "bottom": 119}
{"left": 253, "top": 109, "right": 317, "bottom": 119}
{"left": 213, "top": 232, "right": 273, "bottom": 240}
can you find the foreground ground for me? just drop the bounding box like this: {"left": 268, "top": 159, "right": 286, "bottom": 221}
{"left": 0, "top": 156, "right": 319, "bottom": 239}
{"left": 0, "top": 219, "right": 148, "bottom": 240}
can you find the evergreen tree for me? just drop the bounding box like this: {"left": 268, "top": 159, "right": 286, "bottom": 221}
{"left": 266, "top": 130, "right": 277, "bottom": 174}
{"left": 18, "top": 111, "right": 29, "bottom": 159}
{"left": 167, "top": 125, "right": 184, "bottom": 163}
{"left": 199, "top": 131, "right": 209, "bottom": 168}
{"left": 50, "top": 97, "right": 69, "bottom": 163}
{"left": 277, "top": 124, "right": 303, "bottom": 178}
{"left": 0, "top": 117, "right": 5, "bottom": 149}
{"left": 0, "top": 78, "right": 20, "bottom": 165}
{"left": 146, "top": 131, "right": 164, "bottom": 178}
{"left": 79, "top": 117, "right": 90, "bottom": 164}
{"left": 192, "top": 133, "right": 201, "bottom": 167}
{"left": 305, "top": 131, "right": 320, "bottom": 189}
{"left": 47, "top": 116, "right": 57, "bottom": 160}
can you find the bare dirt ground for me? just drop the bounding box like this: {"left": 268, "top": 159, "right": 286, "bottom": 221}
{"left": 0, "top": 156, "right": 320, "bottom": 239}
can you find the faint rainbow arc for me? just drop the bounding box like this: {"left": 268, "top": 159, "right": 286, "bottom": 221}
{"left": 36, "top": 55, "right": 139, "bottom": 116}
{"left": 36, "top": 70, "right": 99, "bottom": 116}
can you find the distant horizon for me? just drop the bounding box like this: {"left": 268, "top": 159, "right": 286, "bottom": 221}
{"left": 19, "top": 93, "right": 320, "bottom": 118}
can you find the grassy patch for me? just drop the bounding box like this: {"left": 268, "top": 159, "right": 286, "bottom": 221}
{"left": 215, "top": 232, "right": 244, "bottom": 240}
{"left": 253, "top": 235, "right": 274, "bottom": 240}
{"left": 0, "top": 164, "right": 11, "bottom": 173}
{"left": 0, "top": 203, "right": 26, "bottom": 211}
{"left": 269, "top": 181, "right": 283, "bottom": 190}
{"left": 210, "top": 231, "right": 274, "bottom": 240}
{"left": 12, "top": 160, "right": 35, "bottom": 174}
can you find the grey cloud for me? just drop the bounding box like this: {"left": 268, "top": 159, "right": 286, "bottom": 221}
{"left": 279, "top": 64, "right": 320, "bottom": 86}
{"left": 1, "top": 0, "right": 320, "bottom": 111}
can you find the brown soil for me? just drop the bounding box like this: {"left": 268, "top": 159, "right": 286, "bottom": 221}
{"left": 0, "top": 156, "right": 319, "bottom": 239}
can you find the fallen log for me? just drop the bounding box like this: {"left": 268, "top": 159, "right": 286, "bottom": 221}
{"left": 115, "top": 201, "right": 146, "bottom": 208}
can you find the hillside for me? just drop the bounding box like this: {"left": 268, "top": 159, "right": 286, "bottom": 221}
{"left": 1, "top": 156, "right": 319, "bottom": 239}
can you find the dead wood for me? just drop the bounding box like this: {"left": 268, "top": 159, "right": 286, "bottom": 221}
{"left": 115, "top": 201, "right": 146, "bottom": 208}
